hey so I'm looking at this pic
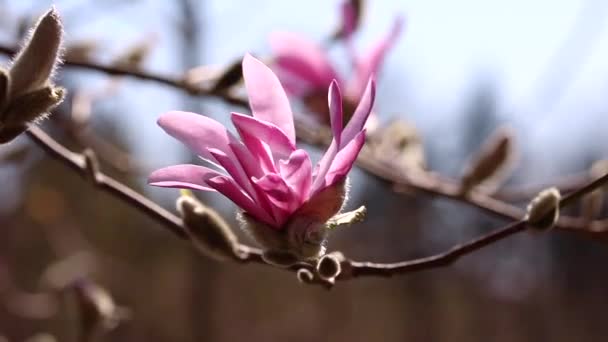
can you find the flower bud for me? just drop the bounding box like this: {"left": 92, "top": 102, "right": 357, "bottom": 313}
{"left": 0, "top": 7, "right": 65, "bottom": 144}
{"left": 177, "top": 192, "right": 239, "bottom": 261}
{"left": 460, "top": 126, "right": 515, "bottom": 194}
{"left": 526, "top": 187, "right": 560, "bottom": 231}
{"left": 0, "top": 86, "right": 65, "bottom": 143}
{"left": 9, "top": 7, "right": 63, "bottom": 98}
{"left": 370, "top": 120, "right": 426, "bottom": 175}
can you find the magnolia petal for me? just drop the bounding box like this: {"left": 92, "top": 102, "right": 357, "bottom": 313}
{"left": 231, "top": 112, "right": 295, "bottom": 160}
{"left": 208, "top": 148, "right": 256, "bottom": 199}
{"left": 206, "top": 175, "right": 274, "bottom": 226}
{"left": 229, "top": 141, "right": 263, "bottom": 180}
{"left": 325, "top": 130, "right": 366, "bottom": 187}
{"left": 279, "top": 149, "right": 312, "bottom": 202}
{"left": 148, "top": 164, "right": 220, "bottom": 191}
{"left": 253, "top": 174, "right": 296, "bottom": 226}
{"left": 341, "top": 78, "right": 375, "bottom": 148}
{"left": 328, "top": 80, "right": 343, "bottom": 146}
{"left": 349, "top": 15, "right": 403, "bottom": 99}
{"left": 232, "top": 120, "right": 276, "bottom": 173}
{"left": 157, "top": 111, "right": 238, "bottom": 161}
{"left": 270, "top": 32, "right": 338, "bottom": 89}
{"left": 242, "top": 54, "right": 295, "bottom": 143}
{"left": 311, "top": 140, "right": 338, "bottom": 194}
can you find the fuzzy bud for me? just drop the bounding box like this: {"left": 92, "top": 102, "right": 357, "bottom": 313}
{"left": 177, "top": 191, "right": 239, "bottom": 261}
{"left": 316, "top": 252, "right": 344, "bottom": 281}
{"left": 526, "top": 187, "right": 561, "bottom": 231}
{"left": 112, "top": 37, "right": 155, "bottom": 70}
{"left": 460, "top": 126, "right": 515, "bottom": 194}
{"left": 0, "top": 86, "right": 65, "bottom": 143}
{"left": 0, "top": 7, "right": 65, "bottom": 144}
{"left": 9, "top": 7, "right": 63, "bottom": 98}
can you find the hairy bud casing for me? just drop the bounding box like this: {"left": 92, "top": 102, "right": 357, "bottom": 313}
{"left": 9, "top": 7, "right": 63, "bottom": 98}
{"left": 177, "top": 193, "right": 239, "bottom": 261}
{"left": 526, "top": 187, "right": 560, "bottom": 231}
{"left": 460, "top": 126, "right": 515, "bottom": 194}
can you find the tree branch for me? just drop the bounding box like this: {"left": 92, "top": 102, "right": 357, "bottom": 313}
{"left": 24, "top": 125, "right": 608, "bottom": 286}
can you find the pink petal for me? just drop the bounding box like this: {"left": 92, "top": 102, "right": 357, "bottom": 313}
{"left": 231, "top": 112, "right": 296, "bottom": 160}
{"left": 349, "top": 16, "right": 403, "bottom": 99}
{"left": 341, "top": 78, "right": 375, "bottom": 148}
{"left": 279, "top": 149, "right": 312, "bottom": 202}
{"left": 270, "top": 32, "right": 338, "bottom": 90}
{"left": 157, "top": 111, "right": 238, "bottom": 162}
{"left": 242, "top": 54, "right": 296, "bottom": 143}
{"left": 328, "top": 80, "right": 343, "bottom": 146}
{"left": 324, "top": 130, "right": 366, "bottom": 187}
{"left": 208, "top": 148, "right": 256, "bottom": 199}
{"left": 231, "top": 119, "right": 276, "bottom": 173}
{"left": 206, "top": 175, "right": 274, "bottom": 226}
{"left": 311, "top": 140, "right": 338, "bottom": 194}
{"left": 253, "top": 174, "right": 297, "bottom": 226}
{"left": 229, "top": 142, "right": 263, "bottom": 179}
{"left": 148, "top": 164, "right": 220, "bottom": 191}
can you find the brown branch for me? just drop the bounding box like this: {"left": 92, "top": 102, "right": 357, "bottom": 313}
{"left": 25, "top": 125, "right": 608, "bottom": 286}
{"left": 0, "top": 43, "right": 602, "bottom": 237}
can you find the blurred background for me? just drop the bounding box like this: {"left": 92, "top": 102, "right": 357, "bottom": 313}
{"left": 1, "top": 0, "right": 608, "bottom": 341}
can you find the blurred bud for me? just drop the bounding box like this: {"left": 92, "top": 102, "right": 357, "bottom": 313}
{"left": 112, "top": 35, "right": 155, "bottom": 70}
{"left": 64, "top": 40, "right": 97, "bottom": 62}
{"left": 70, "top": 279, "right": 125, "bottom": 341}
{"left": 316, "top": 252, "right": 344, "bottom": 282}
{"left": 296, "top": 268, "right": 315, "bottom": 284}
{"left": 177, "top": 190, "right": 239, "bottom": 261}
{"left": 210, "top": 58, "right": 243, "bottom": 93}
{"left": 9, "top": 7, "right": 63, "bottom": 98}
{"left": 41, "top": 251, "right": 96, "bottom": 290}
{"left": 24, "top": 333, "right": 57, "bottom": 342}
{"left": 370, "top": 120, "right": 425, "bottom": 176}
{"left": 526, "top": 187, "right": 560, "bottom": 231}
{"left": 460, "top": 126, "right": 515, "bottom": 194}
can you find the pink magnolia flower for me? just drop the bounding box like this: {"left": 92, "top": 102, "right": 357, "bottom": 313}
{"left": 270, "top": 5, "right": 401, "bottom": 125}
{"left": 149, "top": 55, "right": 375, "bottom": 254}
